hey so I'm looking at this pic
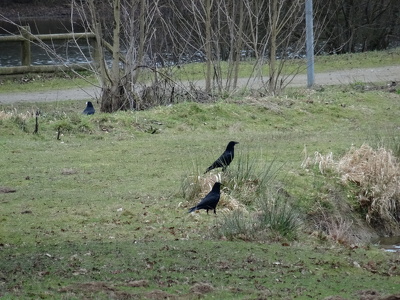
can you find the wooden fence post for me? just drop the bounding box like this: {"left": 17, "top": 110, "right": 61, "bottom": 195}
{"left": 20, "top": 26, "right": 31, "bottom": 66}
{"left": 0, "top": 31, "right": 96, "bottom": 75}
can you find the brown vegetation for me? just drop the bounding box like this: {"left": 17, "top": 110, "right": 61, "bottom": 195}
{"left": 312, "top": 144, "right": 400, "bottom": 236}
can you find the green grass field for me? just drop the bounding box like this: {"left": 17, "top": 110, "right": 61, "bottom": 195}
{"left": 1, "top": 84, "right": 400, "bottom": 299}
{"left": 1, "top": 53, "right": 400, "bottom": 298}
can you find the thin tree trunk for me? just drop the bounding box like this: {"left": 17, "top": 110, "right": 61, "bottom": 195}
{"left": 269, "top": 0, "right": 278, "bottom": 93}
{"left": 205, "top": 0, "right": 212, "bottom": 93}
{"left": 233, "top": 0, "right": 244, "bottom": 89}
{"left": 88, "top": 0, "right": 107, "bottom": 87}
{"left": 101, "top": 0, "right": 123, "bottom": 112}
{"left": 111, "top": 0, "right": 121, "bottom": 87}
{"left": 134, "top": 0, "right": 146, "bottom": 85}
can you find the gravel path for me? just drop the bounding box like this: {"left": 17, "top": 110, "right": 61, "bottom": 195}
{"left": 0, "top": 65, "right": 399, "bottom": 104}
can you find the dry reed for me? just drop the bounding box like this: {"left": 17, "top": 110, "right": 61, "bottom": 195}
{"left": 308, "top": 144, "right": 400, "bottom": 234}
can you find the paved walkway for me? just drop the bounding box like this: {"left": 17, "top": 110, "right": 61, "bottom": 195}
{"left": 0, "top": 65, "right": 399, "bottom": 104}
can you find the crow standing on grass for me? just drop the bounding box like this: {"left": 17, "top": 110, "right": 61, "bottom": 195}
{"left": 83, "top": 101, "right": 95, "bottom": 115}
{"left": 188, "top": 182, "right": 221, "bottom": 214}
{"left": 204, "top": 141, "right": 239, "bottom": 174}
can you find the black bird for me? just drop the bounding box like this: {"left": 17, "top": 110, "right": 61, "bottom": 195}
{"left": 188, "top": 182, "right": 221, "bottom": 214}
{"left": 204, "top": 141, "right": 239, "bottom": 174}
{"left": 83, "top": 101, "right": 95, "bottom": 115}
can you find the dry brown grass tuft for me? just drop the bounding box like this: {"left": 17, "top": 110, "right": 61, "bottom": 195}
{"left": 218, "top": 192, "right": 246, "bottom": 212}
{"left": 61, "top": 168, "right": 78, "bottom": 175}
{"left": 308, "top": 144, "right": 400, "bottom": 234}
{"left": 189, "top": 282, "right": 214, "bottom": 294}
{"left": 0, "top": 109, "right": 35, "bottom": 120}
{"left": 338, "top": 144, "right": 400, "bottom": 233}
{"left": 302, "top": 145, "right": 335, "bottom": 173}
{"left": 199, "top": 173, "right": 222, "bottom": 194}
{"left": 309, "top": 202, "right": 357, "bottom": 245}
{"left": 184, "top": 173, "right": 246, "bottom": 212}
{"left": 197, "top": 172, "right": 244, "bottom": 211}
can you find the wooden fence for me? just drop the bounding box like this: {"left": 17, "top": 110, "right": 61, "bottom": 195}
{"left": 0, "top": 26, "right": 97, "bottom": 75}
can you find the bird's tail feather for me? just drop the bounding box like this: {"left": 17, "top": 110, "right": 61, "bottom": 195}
{"left": 188, "top": 206, "right": 197, "bottom": 213}
{"left": 204, "top": 166, "right": 212, "bottom": 174}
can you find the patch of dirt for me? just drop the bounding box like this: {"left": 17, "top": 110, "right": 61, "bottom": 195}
{"left": 324, "top": 291, "right": 400, "bottom": 300}
{"left": 358, "top": 290, "right": 382, "bottom": 300}
{"left": 143, "top": 290, "right": 177, "bottom": 299}
{"left": 189, "top": 282, "right": 214, "bottom": 294}
{"left": 0, "top": 187, "right": 16, "bottom": 193}
{"left": 59, "top": 282, "right": 114, "bottom": 293}
{"left": 58, "top": 281, "right": 178, "bottom": 300}
{"left": 353, "top": 81, "right": 398, "bottom": 92}
{"left": 127, "top": 280, "right": 149, "bottom": 288}
{"left": 382, "top": 296, "right": 400, "bottom": 300}
{"left": 61, "top": 168, "right": 78, "bottom": 175}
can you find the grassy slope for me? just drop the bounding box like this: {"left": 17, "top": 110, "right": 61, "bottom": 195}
{"left": 1, "top": 83, "right": 400, "bottom": 298}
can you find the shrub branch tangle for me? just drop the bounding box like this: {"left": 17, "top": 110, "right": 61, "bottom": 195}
{"left": 1, "top": 1, "right": 398, "bottom": 111}
{"left": 69, "top": 0, "right": 323, "bottom": 111}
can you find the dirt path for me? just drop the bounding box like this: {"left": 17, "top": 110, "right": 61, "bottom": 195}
{"left": 0, "top": 65, "right": 399, "bottom": 104}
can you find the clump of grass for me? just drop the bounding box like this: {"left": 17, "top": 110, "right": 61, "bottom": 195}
{"left": 76, "top": 118, "right": 95, "bottom": 133}
{"left": 256, "top": 191, "right": 300, "bottom": 240}
{"left": 181, "top": 161, "right": 220, "bottom": 200}
{"left": 307, "top": 199, "right": 360, "bottom": 245}
{"left": 51, "top": 112, "right": 96, "bottom": 134}
{"left": 53, "top": 119, "right": 74, "bottom": 133}
{"left": 310, "top": 144, "right": 400, "bottom": 235}
{"left": 182, "top": 153, "right": 281, "bottom": 212}
{"left": 12, "top": 115, "right": 29, "bottom": 132}
{"left": 213, "top": 189, "right": 300, "bottom": 241}
{"left": 0, "top": 109, "right": 36, "bottom": 132}
{"left": 370, "top": 128, "right": 400, "bottom": 158}
{"left": 223, "top": 154, "right": 281, "bottom": 205}
{"left": 213, "top": 210, "right": 255, "bottom": 241}
{"left": 182, "top": 170, "right": 244, "bottom": 212}
{"left": 338, "top": 144, "right": 400, "bottom": 234}
{"left": 0, "top": 110, "right": 16, "bottom": 120}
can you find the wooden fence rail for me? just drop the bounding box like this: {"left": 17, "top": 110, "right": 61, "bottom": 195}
{"left": 0, "top": 26, "right": 97, "bottom": 75}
